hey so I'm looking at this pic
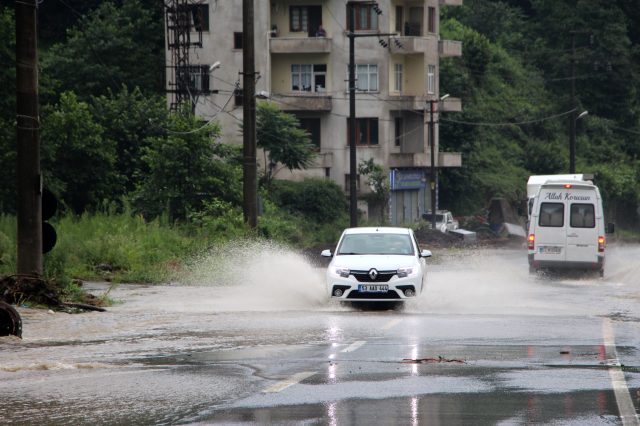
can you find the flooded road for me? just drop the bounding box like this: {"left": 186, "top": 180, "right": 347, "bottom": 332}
{"left": 1, "top": 242, "right": 639, "bottom": 425}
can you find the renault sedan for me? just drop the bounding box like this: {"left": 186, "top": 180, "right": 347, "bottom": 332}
{"left": 321, "top": 227, "right": 432, "bottom": 303}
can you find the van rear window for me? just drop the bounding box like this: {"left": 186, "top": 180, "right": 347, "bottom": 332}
{"left": 570, "top": 203, "right": 595, "bottom": 228}
{"left": 539, "top": 203, "right": 564, "bottom": 227}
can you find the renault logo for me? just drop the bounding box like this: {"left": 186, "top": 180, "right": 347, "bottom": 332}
{"left": 368, "top": 268, "right": 378, "bottom": 280}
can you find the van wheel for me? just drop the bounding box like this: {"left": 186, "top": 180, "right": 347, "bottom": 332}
{"left": 0, "top": 302, "right": 22, "bottom": 338}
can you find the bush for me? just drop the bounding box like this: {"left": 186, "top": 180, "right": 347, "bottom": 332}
{"left": 267, "top": 178, "right": 348, "bottom": 224}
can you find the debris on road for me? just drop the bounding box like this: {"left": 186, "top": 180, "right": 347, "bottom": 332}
{"left": 402, "top": 356, "right": 466, "bottom": 364}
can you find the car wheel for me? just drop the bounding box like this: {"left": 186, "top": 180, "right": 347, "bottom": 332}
{"left": 0, "top": 302, "right": 22, "bottom": 338}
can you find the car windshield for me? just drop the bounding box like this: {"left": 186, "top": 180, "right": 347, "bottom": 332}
{"left": 337, "top": 233, "right": 414, "bottom": 255}
{"left": 424, "top": 214, "right": 445, "bottom": 222}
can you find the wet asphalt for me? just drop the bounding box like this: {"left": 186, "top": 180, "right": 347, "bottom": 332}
{"left": 0, "top": 244, "right": 638, "bottom": 425}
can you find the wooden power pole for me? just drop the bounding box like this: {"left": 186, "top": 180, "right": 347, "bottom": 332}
{"left": 242, "top": 0, "right": 257, "bottom": 228}
{"left": 15, "top": 0, "right": 43, "bottom": 276}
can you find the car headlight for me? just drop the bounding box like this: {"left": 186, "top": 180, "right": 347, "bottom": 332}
{"left": 397, "top": 267, "right": 416, "bottom": 278}
{"left": 334, "top": 267, "right": 350, "bottom": 278}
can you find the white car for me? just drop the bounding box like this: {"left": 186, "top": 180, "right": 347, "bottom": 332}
{"left": 321, "top": 227, "right": 432, "bottom": 303}
{"left": 422, "top": 210, "right": 459, "bottom": 233}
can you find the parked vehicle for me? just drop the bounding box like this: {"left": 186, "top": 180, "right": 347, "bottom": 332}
{"left": 527, "top": 179, "right": 614, "bottom": 276}
{"left": 321, "top": 227, "right": 432, "bottom": 303}
{"left": 422, "top": 210, "right": 459, "bottom": 233}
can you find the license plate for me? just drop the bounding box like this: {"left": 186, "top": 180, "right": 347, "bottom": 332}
{"left": 358, "top": 284, "right": 388, "bottom": 293}
{"left": 539, "top": 246, "right": 561, "bottom": 254}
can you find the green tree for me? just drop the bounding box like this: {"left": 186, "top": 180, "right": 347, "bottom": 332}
{"left": 90, "top": 87, "right": 169, "bottom": 197}
{"left": 256, "top": 102, "right": 317, "bottom": 184}
{"left": 0, "top": 6, "right": 16, "bottom": 213}
{"left": 42, "top": 0, "right": 164, "bottom": 102}
{"left": 132, "top": 110, "right": 242, "bottom": 222}
{"left": 358, "top": 159, "right": 390, "bottom": 223}
{"left": 41, "top": 92, "right": 118, "bottom": 213}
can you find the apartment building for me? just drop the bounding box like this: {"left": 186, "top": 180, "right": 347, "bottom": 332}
{"left": 166, "top": 0, "right": 463, "bottom": 225}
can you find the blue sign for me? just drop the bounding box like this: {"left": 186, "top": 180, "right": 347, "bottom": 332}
{"left": 390, "top": 169, "right": 426, "bottom": 190}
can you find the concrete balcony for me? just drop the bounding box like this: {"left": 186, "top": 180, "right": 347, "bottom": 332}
{"left": 439, "top": 39, "right": 462, "bottom": 57}
{"left": 269, "top": 37, "right": 332, "bottom": 54}
{"left": 441, "top": 97, "right": 462, "bottom": 112}
{"left": 439, "top": 152, "right": 462, "bottom": 167}
{"left": 272, "top": 93, "right": 332, "bottom": 111}
{"left": 388, "top": 37, "right": 428, "bottom": 55}
{"left": 389, "top": 151, "right": 462, "bottom": 168}
{"left": 387, "top": 95, "right": 430, "bottom": 111}
{"left": 439, "top": 0, "right": 463, "bottom": 6}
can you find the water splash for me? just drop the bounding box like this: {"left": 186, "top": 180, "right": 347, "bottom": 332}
{"left": 175, "top": 239, "right": 328, "bottom": 312}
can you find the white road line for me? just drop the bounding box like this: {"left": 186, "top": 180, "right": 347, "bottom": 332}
{"left": 382, "top": 318, "right": 402, "bottom": 330}
{"left": 602, "top": 318, "right": 640, "bottom": 426}
{"left": 262, "top": 371, "right": 316, "bottom": 393}
{"left": 341, "top": 340, "right": 366, "bottom": 353}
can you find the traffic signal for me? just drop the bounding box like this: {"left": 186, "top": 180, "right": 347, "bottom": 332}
{"left": 42, "top": 188, "right": 57, "bottom": 254}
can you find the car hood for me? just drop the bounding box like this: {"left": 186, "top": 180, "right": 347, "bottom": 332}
{"left": 331, "top": 255, "right": 418, "bottom": 271}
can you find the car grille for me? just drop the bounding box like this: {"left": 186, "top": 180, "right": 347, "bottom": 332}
{"left": 351, "top": 270, "right": 396, "bottom": 283}
{"left": 347, "top": 290, "right": 400, "bottom": 299}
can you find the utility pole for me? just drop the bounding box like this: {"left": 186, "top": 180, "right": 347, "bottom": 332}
{"left": 346, "top": 1, "right": 395, "bottom": 228}
{"left": 242, "top": 0, "right": 257, "bottom": 228}
{"left": 347, "top": 3, "right": 357, "bottom": 228}
{"left": 569, "top": 31, "right": 577, "bottom": 174}
{"left": 429, "top": 99, "right": 436, "bottom": 231}
{"left": 15, "top": 0, "right": 42, "bottom": 276}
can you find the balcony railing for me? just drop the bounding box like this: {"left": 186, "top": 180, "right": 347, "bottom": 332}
{"left": 439, "top": 39, "right": 462, "bottom": 57}
{"left": 271, "top": 93, "right": 332, "bottom": 111}
{"left": 388, "top": 36, "right": 428, "bottom": 55}
{"left": 269, "top": 37, "right": 332, "bottom": 54}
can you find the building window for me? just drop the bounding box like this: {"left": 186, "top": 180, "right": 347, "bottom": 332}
{"left": 395, "top": 6, "right": 403, "bottom": 33}
{"left": 349, "top": 4, "right": 378, "bottom": 31}
{"left": 188, "top": 4, "right": 209, "bottom": 32}
{"left": 297, "top": 117, "right": 321, "bottom": 149}
{"left": 290, "top": 5, "right": 323, "bottom": 36}
{"left": 428, "top": 7, "right": 436, "bottom": 33}
{"left": 292, "top": 64, "right": 326, "bottom": 92}
{"left": 233, "top": 32, "right": 243, "bottom": 49}
{"left": 394, "top": 117, "right": 403, "bottom": 147}
{"left": 405, "top": 7, "right": 423, "bottom": 36}
{"left": 348, "top": 118, "right": 379, "bottom": 146}
{"left": 427, "top": 64, "right": 435, "bottom": 94}
{"left": 290, "top": 6, "right": 309, "bottom": 32}
{"left": 394, "top": 63, "right": 403, "bottom": 92}
{"left": 347, "top": 64, "right": 378, "bottom": 92}
{"left": 185, "top": 65, "right": 210, "bottom": 93}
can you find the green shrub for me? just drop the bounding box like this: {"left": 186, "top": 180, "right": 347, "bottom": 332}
{"left": 267, "top": 178, "right": 348, "bottom": 224}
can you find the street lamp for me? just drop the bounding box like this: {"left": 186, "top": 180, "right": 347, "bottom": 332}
{"left": 429, "top": 94, "right": 449, "bottom": 230}
{"left": 569, "top": 110, "right": 588, "bottom": 173}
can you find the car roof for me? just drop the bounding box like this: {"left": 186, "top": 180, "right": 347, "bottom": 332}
{"left": 342, "top": 227, "right": 412, "bottom": 235}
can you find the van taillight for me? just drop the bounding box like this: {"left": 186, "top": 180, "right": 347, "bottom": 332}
{"left": 598, "top": 236, "right": 605, "bottom": 252}
{"left": 528, "top": 234, "right": 535, "bottom": 250}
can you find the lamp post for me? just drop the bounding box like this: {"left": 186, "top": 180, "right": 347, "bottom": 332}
{"left": 429, "top": 94, "right": 449, "bottom": 230}
{"left": 570, "top": 110, "right": 588, "bottom": 173}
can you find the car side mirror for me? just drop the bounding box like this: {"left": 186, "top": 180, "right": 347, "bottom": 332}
{"left": 606, "top": 223, "right": 615, "bottom": 234}
{"left": 321, "top": 249, "right": 333, "bottom": 257}
{"left": 420, "top": 249, "right": 432, "bottom": 258}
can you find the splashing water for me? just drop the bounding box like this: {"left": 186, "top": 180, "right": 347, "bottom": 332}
{"left": 175, "top": 239, "right": 329, "bottom": 312}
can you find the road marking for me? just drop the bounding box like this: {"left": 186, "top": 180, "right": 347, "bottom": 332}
{"left": 382, "top": 318, "right": 402, "bottom": 330}
{"left": 262, "top": 371, "right": 315, "bottom": 393}
{"left": 602, "top": 318, "right": 640, "bottom": 426}
{"left": 341, "top": 340, "right": 366, "bottom": 353}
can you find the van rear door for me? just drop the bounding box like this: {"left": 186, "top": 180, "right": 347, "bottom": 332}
{"left": 565, "top": 195, "right": 599, "bottom": 263}
{"left": 535, "top": 198, "right": 566, "bottom": 262}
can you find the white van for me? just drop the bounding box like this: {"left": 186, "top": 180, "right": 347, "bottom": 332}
{"left": 527, "top": 180, "right": 614, "bottom": 276}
